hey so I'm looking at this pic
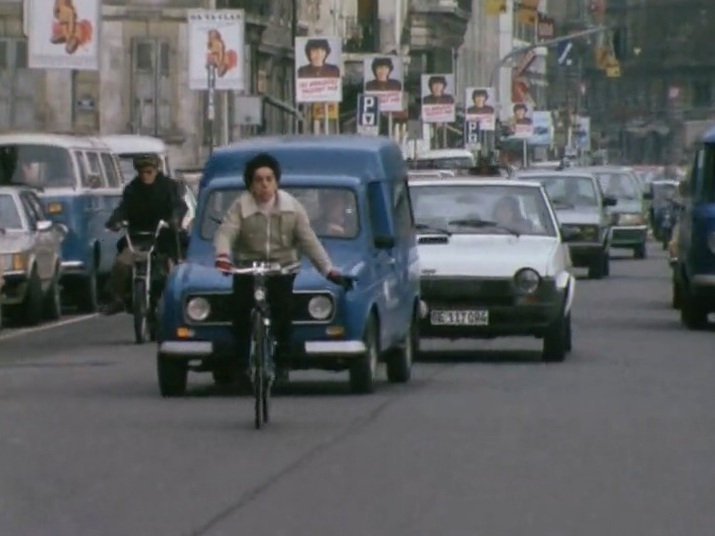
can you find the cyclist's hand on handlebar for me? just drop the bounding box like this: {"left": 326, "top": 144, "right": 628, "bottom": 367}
{"left": 327, "top": 269, "right": 355, "bottom": 291}
{"left": 215, "top": 254, "right": 233, "bottom": 274}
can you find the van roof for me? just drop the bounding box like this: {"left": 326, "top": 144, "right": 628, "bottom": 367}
{"left": 101, "top": 135, "right": 167, "bottom": 154}
{"left": 0, "top": 132, "right": 110, "bottom": 150}
{"left": 200, "top": 135, "right": 406, "bottom": 190}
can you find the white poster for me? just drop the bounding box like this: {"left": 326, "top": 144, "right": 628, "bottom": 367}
{"left": 188, "top": 9, "right": 245, "bottom": 91}
{"left": 464, "top": 87, "right": 496, "bottom": 131}
{"left": 421, "top": 74, "right": 456, "bottom": 123}
{"left": 27, "top": 0, "right": 101, "bottom": 70}
{"left": 363, "top": 55, "right": 403, "bottom": 113}
{"left": 295, "top": 36, "right": 343, "bottom": 103}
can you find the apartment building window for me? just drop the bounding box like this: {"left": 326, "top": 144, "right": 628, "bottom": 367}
{"left": 130, "top": 38, "right": 172, "bottom": 135}
{"left": 691, "top": 81, "right": 711, "bottom": 108}
{"left": 0, "top": 37, "right": 40, "bottom": 129}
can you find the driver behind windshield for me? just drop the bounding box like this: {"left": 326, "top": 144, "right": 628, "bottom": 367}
{"left": 316, "top": 189, "right": 357, "bottom": 237}
{"left": 492, "top": 195, "right": 533, "bottom": 233}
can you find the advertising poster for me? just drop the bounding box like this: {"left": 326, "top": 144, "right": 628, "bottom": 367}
{"left": 464, "top": 86, "right": 496, "bottom": 131}
{"left": 28, "top": 0, "right": 101, "bottom": 70}
{"left": 363, "top": 55, "right": 403, "bottom": 113}
{"left": 529, "top": 111, "right": 554, "bottom": 145}
{"left": 574, "top": 115, "right": 591, "bottom": 150}
{"left": 295, "top": 36, "right": 343, "bottom": 103}
{"left": 421, "top": 74, "right": 455, "bottom": 123}
{"left": 511, "top": 102, "right": 534, "bottom": 138}
{"left": 188, "top": 9, "right": 245, "bottom": 91}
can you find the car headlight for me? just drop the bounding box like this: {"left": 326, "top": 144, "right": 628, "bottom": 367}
{"left": 254, "top": 288, "right": 266, "bottom": 302}
{"left": 708, "top": 232, "right": 715, "bottom": 254}
{"left": 186, "top": 297, "right": 211, "bottom": 321}
{"left": 514, "top": 268, "right": 541, "bottom": 294}
{"left": 308, "top": 295, "right": 333, "bottom": 320}
{"left": 0, "top": 252, "right": 27, "bottom": 272}
{"left": 617, "top": 213, "right": 644, "bottom": 225}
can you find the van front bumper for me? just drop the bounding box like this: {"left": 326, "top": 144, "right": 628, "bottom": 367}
{"left": 158, "top": 339, "right": 367, "bottom": 370}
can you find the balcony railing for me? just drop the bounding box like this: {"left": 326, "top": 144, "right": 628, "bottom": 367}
{"left": 342, "top": 17, "right": 380, "bottom": 54}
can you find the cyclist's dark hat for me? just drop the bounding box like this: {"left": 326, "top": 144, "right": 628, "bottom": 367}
{"left": 244, "top": 153, "right": 281, "bottom": 188}
{"left": 133, "top": 154, "right": 160, "bottom": 171}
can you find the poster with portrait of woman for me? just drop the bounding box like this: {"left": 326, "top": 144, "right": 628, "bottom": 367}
{"left": 363, "top": 55, "right": 403, "bottom": 112}
{"left": 421, "top": 74, "right": 456, "bottom": 123}
{"left": 295, "top": 36, "right": 343, "bottom": 103}
{"left": 187, "top": 9, "right": 245, "bottom": 91}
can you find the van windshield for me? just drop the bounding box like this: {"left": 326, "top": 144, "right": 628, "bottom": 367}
{"left": 0, "top": 144, "right": 75, "bottom": 189}
{"left": 117, "top": 153, "right": 166, "bottom": 183}
{"left": 200, "top": 187, "right": 360, "bottom": 240}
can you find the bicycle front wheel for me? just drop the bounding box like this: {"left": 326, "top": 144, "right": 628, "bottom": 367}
{"left": 251, "top": 311, "right": 265, "bottom": 429}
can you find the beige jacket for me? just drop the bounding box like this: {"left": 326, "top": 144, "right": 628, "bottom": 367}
{"left": 213, "top": 190, "right": 333, "bottom": 275}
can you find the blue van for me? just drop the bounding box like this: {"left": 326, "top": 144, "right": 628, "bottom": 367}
{"left": 672, "top": 128, "right": 715, "bottom": 329}
{"left": 0, "top": 133, "right": 124, "bottom": 311}
{"left": 156, "top": 135, "right": 420, "bottom": 396}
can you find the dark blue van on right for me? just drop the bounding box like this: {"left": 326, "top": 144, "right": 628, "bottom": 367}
{"left": 673, "top": 126, "right": 715, "bottom": 329}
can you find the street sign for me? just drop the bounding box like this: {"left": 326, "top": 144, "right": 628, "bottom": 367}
{"left": 463, "top": 120, "right": 479, "bottom": 147}
{"left": 357, "top": 94, "right": 379, "bottom": 135}
{"left": 557, "top": 41, "right": 573, "bottom": 66}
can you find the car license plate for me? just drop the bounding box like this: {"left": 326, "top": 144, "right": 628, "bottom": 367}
{"left": 430, "top": 310, "right": 488, "bottom": 326}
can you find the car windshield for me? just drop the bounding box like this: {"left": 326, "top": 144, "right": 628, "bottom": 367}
{"left": 200, "top": 187, "right": 360, "bottom": 239}
{"left": 0, "top": 194, "right": 22, "bottom": 230}
{"left": 596, "top": 172, "right": 640, "bottom": 200}
{"left": 410, "top": 184, "right": 556, "bottom": 236}
{"left": 0, "top": 144, "right": 75, "bottom": 188}
{"left": 520, "top": 175, "right": 599, "bottom": 208}
{"left": 410, "top": 156, "right": 475, "bottom": 170}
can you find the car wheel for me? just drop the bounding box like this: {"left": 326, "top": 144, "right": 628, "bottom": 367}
{"left": 587, "top": 252, "right": 606, "bottom": 279}
{"left": 680, "top": 282, "right": 708, "bottom": 330}
{"left": 634, "top": 242, "right": 647, "bottom": 259}
{"left": 672, "top": 276, "right": 682, "bottom": 310}
{"left": 564, "top": 313, "right": 572, "bottom": 353}
{"left": 386, "top": 310, "right": 416, "bottom": 384}
{"left": 23, "top": 268, "right": 44, "bottom": 326}
{"left": 349, "top": 315, "right": 378, "bottom": 394}
{"left": 157, "top": 353, "right": 188, "bottom": 397}
{"left": 43, "top": 267, "right": 62, "bottom": 321}
{"left": 542, "top": 311, "right": 568, "bottom": 362}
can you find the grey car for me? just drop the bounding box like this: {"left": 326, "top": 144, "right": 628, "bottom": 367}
{"left": 515, "top": 170, "right": 616, "bottom": 279}
{"left": 581, "top": 166, "right": 652, "bottom": 258}
{"left": 0, "top": 187, "right": 67, "bottom": 325}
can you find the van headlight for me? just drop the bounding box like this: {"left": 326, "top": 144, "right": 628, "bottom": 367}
{"left": 308, "top": 295, "right": 333, "bottom": 320}
{"left": 514, "top": 268, "right": 541, "bottom": 294}
{"left": 708, "top": 232, "right": 715, "bottom": 254}
{"left": 186, "top": 297, "right": 211, "bottom": 321}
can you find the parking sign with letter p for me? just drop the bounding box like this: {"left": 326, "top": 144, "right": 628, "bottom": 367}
{"left": 463, "top": 120, "right": 479, "bottom": 146}
{"left": 357, "top": 94, "right": 380, "bottom": 135}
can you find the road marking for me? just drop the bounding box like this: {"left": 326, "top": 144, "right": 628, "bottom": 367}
{"left": 0, "top": 314, "right": 99, "bottom": 341}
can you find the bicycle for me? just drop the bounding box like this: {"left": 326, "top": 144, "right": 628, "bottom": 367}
{"left": 120, "top": 219, "right": 179, "bottom": 344}
{"left": 221, "top": 260, "right": 301, "bottom": 429}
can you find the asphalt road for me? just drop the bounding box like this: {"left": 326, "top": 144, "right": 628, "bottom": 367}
{"left": 1, "top": 244, "right": 714, "bottom": 536}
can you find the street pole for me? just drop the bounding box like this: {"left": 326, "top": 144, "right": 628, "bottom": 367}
{"left": 207, "top": 63, "right": 216, "bottom": 155}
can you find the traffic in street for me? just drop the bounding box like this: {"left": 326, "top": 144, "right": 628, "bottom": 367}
{"left": 2, "top": 243, "right": 713, "bottom": 536}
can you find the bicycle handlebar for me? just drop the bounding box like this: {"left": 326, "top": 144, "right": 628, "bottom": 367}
{"left": 219, "top": 260, "right": 302, "bottom": 276}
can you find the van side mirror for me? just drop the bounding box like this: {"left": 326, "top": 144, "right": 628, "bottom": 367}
{"left": 374, "top": 235, "right": 395, "bottom": 249}
{"left": 602, "top": 196, "right": 617, "bottom": 207}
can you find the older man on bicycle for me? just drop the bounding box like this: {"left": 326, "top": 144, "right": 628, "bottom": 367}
{"left": 213, "top": 152, "right": 352, "bottom": 375}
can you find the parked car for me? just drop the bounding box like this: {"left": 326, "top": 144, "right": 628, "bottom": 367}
{"left": 156, "top": 135, "right": 420, "bottom": 396}
{"left": 0, "top": 133, "right": 124, "bottom": 311}
{"left": 672, "top": 131, "right": 715, "bottom": 329}
{"left": 0, "top": 186, "right": 67, "bottom": 325}
{"left": 582, "top": 165, "right": 652, "bottom": 258}
{"left": 514, "top": 169, "right": 616, "bottom": 279}
{"left": 409, "top": 176, "right": 576, "bottom": 362}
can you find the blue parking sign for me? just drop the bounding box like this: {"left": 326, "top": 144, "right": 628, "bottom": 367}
{"left": 357, "top": 94, "right": 379, "bottom": 127}
{"left": 463, "top": 120, "right": 479, "bottom": 146}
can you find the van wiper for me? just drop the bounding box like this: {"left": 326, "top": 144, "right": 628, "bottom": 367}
{"left": 447, "top": 218, "right": 520, "bottom": 237}
{"left": 415, "top": 223, "right": 452, "bottom": 236}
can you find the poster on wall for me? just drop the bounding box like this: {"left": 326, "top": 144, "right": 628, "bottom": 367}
{"left": 27, "top": 0, "right": 101, "bottom": 70}
{"left": 363, "top": 55, "right": 403, "bottom": 112}
{"left": 294, "top": 36, "right": 343, "bottom": 103}
{"left": 420, "top": 74, "right": 456, "bottom": 123}
{"left": 187, "top": 9, "right": 245, "bottom": 91}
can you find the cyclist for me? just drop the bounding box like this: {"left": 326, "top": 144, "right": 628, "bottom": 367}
{"left": 101, "top": 154, "right": 187, "bottom": 315}
{"left": 214, "top": 152, "right": 353, "bottom": 376}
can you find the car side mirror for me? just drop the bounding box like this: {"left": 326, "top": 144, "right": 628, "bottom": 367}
{"left": 374, "top": 235, "right": 395, "bottom": 249}
{"left": 36, "top": 220, "right": 53, "bottom": 232}
{"left": 642, "top": 191, "right": 653, "bottom": 200}
{"left": 559, "top": 225, "right": 579, "bottom": 240}
{"left": 602, "top": 196, "right": 617, "bottom": 207}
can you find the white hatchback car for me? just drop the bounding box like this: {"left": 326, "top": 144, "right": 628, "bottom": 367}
{"left": 409, "top": 177, "right": 576, "bottom": 362}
